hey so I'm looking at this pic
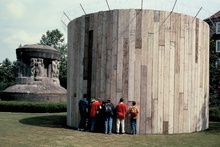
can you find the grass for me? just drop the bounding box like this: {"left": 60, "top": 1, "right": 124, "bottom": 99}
{"left": 0, "top": 112, "right": 219, "bottom": 147}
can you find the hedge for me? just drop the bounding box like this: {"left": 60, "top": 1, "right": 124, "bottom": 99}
{"left": 209, "top": 107, "right": 220, "bottom": 122}
{"left": 0, "top": 101, "right": 67, "bottom": 113}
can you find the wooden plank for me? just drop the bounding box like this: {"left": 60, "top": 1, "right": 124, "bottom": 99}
{"left": 190, "top": 17, "right": 196, "bottom": 132}
{"left": 140, "top": 65, "right": 147, "bottom": 133}
{"left": 169, "top": 41, "right": 175, "bottom": 134}
{"left": 76, "top": 16, "right": 85, "bottom": 127}
{"left": 159, "top": 11, "right": 165, "bottom": 46}
{"left": 72, "top": 18, "right": 80, "bottom": 127}
{"left": 122, "top": 38, "right": 129, "bottom": 101}
{"left": 183, "top": 15, "right": 189, "bottom": 133}
{"left": 163, "top": 11, "right": 170, "bottom": 133}
{"left": 128, "top": 9, "right": 136, "bottom": 102}
{"left": 135, "top": 9, "right": 142, "bottom": 48}
{"left": 100, "top": 11, "right": 107, "bottom": 98}
{"left": 187, "top": 15, "right": 193, "bottom": 132}
{"left": 199, "top": 19, "right": 204, "bottom": 131}
{"left": 84, "top": 16, "right": 89, "bottom": 95}
{"left": 95, "top": 12, "right": 103, "bottom": 97}
{"left": 89, "top": 14, "right": 94, "bottom": 31}
{"left": 173, "top": 15, "right": 180, "bottom": 132}
{"left": 146, "top": 32, "right": 153, "bottom": 134}
{"left": 105, "top": 11, "right": 113, "bottom": 98}
{"left": 194, "top": 19, "right": 200, "bottom": 131}
{"left": 122, "top": 10, "right": 129, "bottom": 101}
{"left": 91, "top": 13, "right": 98, "bottom": 98}
{"left": 145, "top": 10, "right": 154, "bottom": 134}
{"left": 111, "top": 10, "right": 118, "bottom": 104}
{"left": 116, "top": 10, "right": 126, "bottom": 101}
{"left": 135, "top": 49, "right": 141, "bottom": 133}
{"left": 152, "top": 11, "right": 160, "bottom": 134}
{"left": 206, "top": 23, "right": 210, "bottom": 128}
{"left": 205, "top": 23, "right": 210, "bottom": 129}
{"left": 141, "top": 10, "right": 148, "bottom": 65}
{"left": 158, "top": 46, "right": 164, "bottom": 133}
{"left": 67, "top": 19, "right": 77, "bottom": 127}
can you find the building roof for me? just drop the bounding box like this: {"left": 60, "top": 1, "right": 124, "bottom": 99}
{"left": 204, "top": 10, "right": 220, "bottom": 21}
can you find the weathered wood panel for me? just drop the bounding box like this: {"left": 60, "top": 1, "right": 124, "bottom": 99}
{"left": 67, "top": 9, "right": 209, "bottom": 134}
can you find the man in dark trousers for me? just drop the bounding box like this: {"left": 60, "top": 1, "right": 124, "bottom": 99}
{"left": 78, "top": 94, "right": 88, "bottom": 131}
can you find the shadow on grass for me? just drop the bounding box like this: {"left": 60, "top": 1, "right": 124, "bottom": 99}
{"left": 19, "top": 114, "right": 68, "bottom": 128}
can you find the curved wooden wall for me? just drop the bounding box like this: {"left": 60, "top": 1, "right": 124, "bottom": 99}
{"left": 67, "top": 9, "right": 209, "bottom": 134}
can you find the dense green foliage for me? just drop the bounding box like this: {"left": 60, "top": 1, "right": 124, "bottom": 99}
{"left": 209, "top": 107, "right": 220, "bottom": 122}
{"left": 39, "top": 29, "right": 64, "bottom": 48}
{"left": 0, "top": 58, "right": 16, "bottom": 99}
{"left": 209, "top": 39, "right": 220, "bottom": 106}
{"left": 39, "top": 29, "right": 67, "bottom": 88}
{"left": 0, "top": 101, "right": 67, "bottom": 113}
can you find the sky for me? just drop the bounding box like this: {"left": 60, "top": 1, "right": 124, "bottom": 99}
{"left": 0, "top": 0, "right": 219, "bottom": 62}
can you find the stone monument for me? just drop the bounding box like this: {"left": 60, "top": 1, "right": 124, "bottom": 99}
{"left": 3, "top": 44, "right": 67, "bottom": 102}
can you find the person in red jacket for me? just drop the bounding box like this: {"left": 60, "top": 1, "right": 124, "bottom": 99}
{"left": 115, "top": 98, "right": 127, "bottom": 134}
{"left": 90, "top": 98, "right": 101, "bottom": 132}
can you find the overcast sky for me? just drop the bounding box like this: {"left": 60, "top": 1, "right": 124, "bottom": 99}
{"left": 0, "top": 0, "right": 219, "bottom": 62}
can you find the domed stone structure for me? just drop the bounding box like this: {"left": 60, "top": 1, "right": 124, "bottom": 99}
{"left": 3, "top": 44, "right": 67, "bottom": 102}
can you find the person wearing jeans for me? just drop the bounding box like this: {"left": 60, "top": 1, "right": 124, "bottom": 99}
{"left": 115, "top": 98, "right": 127, "bottom": 134}
{"left": 104, "top": 98, "right": 114, "bottom": 134}
{"left": 128, "top": 101, "right": 139, "bottom": 135}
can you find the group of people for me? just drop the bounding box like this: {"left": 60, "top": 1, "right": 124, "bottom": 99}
{"left": 78, "top": 94, "right": 139, "bottom": 135}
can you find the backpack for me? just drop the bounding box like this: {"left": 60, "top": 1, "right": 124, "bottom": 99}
{"left": 130, "top": 106, "right": 137, "bottom": 117}
{"left": 105, "top": 103, "right": 112, "bottom": 113}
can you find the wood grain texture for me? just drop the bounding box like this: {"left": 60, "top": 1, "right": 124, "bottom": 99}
{"left": 67, "top": 9, "right": 209, "bottom": 134}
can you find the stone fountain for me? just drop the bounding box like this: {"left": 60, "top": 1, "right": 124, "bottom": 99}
{"left": 3, "top": 44, "right": 67, "bottom": 102}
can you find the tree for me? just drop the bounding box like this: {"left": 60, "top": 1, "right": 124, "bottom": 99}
{"left": 0, "top": 58, "right": 16, "bottom": 98}
{"left": 209, "top": 39, "right": 220, "bottom": 106}
{"left": 40, "top": 29, "right": 64, "bottom": 49}
{"left": 39, "top": 29, "right": 67, "bottom": 88}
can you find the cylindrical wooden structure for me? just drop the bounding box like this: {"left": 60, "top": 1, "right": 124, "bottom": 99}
{"left": 67, "top": 9, "right": 209, "bottom": 134}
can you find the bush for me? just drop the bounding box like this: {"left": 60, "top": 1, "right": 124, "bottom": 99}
{"left": 0, "top": 101, "right": 67, "bottom": 113}
{"left": 209, "top": 107, "right": 220, "bottom": 122}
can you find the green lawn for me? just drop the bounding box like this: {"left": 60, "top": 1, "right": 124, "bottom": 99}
{"left": 0, "top": 112, "right": 219, "bottom": 147}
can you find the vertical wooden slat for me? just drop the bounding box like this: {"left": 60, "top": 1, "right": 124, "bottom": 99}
{"left": 122, "top": 11, "right": 129, "bottom": 102}
{"left": 163, "top": 11, "right": 170, "bottom": 134}
{"left": 96, "top": 12, "right": 103, "bottom": 98}
{"left": 158, "top": 45, "right": 164, "bottom": 134}
{"left": 77, "top": 16, "right": 85, "bottom": 127}
{"left": 190, "top": 17, "right": 196, "bottom": 132}
{"left": 111, "top": 10, "right": 118, "bottom": 105}
{"left": 158, "top": 11, "right": 165, "bottom": 134}
{"left": 140, "top": 65, "right": 147, "bottom": 133}
{"left": 128, "top": 9, "right": 136, "bottom": 102}
{"left": 91, "top": 13, "right": 98, "bottom": 98}
{"left": 116, "top": 10, "right": 125, "bottom": 101}
{"left": 183, "top": 15, "right": 189, "bottom": 133}
{"left": 195, "top": 18, "right": 200, "bottom": 131}
{"left": 169, "top": 41, "right": 175, "bottom": 134}
{"left": 152, "top": 10, "right": 160, "bottom": 134}
{"left": 135, "top": 9, "right": 142, "bottom": 48}
{"left": 135, "top": 49, "right": 141, "bottom": 133}
{"left": 105, "top": 11, "right": 113, "bottom": 98}
{"left": 100, "top": 12, "right": 107, "bottom": 98}
{"left": 187, "top": 15, "right": 193, "bottom": 132}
